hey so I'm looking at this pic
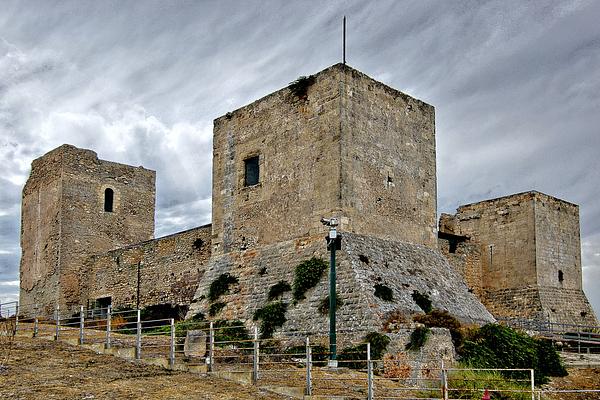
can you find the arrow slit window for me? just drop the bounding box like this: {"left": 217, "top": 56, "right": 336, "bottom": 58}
{"left": 244, "top": 156, "right": 260, "bottom": 186}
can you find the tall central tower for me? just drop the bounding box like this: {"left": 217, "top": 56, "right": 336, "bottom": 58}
{"left": 211, "top": 63, "right": 437, "bottom": 256}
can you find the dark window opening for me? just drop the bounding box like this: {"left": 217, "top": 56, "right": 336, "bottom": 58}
{"left": 449, "top": 240, "right": 458, "bottom": 253}
{"left": 558, "top": 270, "right": 564, "bottom": 283}
{"left": 104, "top": 188, "right": 114, "bottom": 212}
{"left": 244, "top": 156, "right": 260, "bottom": 186}
{"left": 193, "top": 238, "right": 204, "bottom": 250}
{"left": 94, "top": 296, "right": 111, "bottom": 318}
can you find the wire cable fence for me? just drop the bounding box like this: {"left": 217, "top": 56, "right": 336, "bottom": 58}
{"left": 4, "top": 300, "right": 600, "bottom": 399}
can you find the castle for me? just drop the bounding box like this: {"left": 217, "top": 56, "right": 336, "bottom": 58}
{"left": 19, "top": 64, "right": 597, "bottom": 330}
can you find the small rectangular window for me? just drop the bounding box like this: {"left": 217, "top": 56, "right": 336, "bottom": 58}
{"left": 244, "top": 156, "right": 260, "bottom": 186}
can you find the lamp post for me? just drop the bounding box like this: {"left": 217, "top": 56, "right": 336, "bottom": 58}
{"left": 321, "top": 217, "right": 341, "bottom": 367}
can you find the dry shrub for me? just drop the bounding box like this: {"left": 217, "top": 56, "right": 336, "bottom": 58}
{"left": 383, "top": 353, "right": 412, "bottom": 379}
{"left": 111, "top": 316, "right": 128, "bottom": 331}
{"left": 0, "top": 317, "right": 17, "bottom": 371}
{"left": 383, "top": 310, "right": 409, "bottom": 333}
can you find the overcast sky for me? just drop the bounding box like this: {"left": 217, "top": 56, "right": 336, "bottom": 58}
{"left": 1, "top": 1, "right": 599, "bottom": 316}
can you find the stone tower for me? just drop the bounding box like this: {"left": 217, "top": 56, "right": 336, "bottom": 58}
{"left": 439, "top": 191, "right": 598, "bottom": 326}
{"left": 19, "top": 144, "right": 155, "bottom": 314}
{"left": 211, "top": 63, "right": 437, "bottom": 256}
{"left": 188, "top": 63, "right": 493, "bottom": 329}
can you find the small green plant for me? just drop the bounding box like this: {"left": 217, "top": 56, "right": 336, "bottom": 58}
{"left": 317, "top": 292, "right": 344, "bottom": 315}
{"left": 406, "top": 326, "right": 430, "bottom": 350}
{"left": 292, "top": 257, "right": 328, "bottom": 301}
{"left": 338, "top": 331, "right": 391, "bottom": 369}
{"left": 253, "top": 301, "right": 288, "bottom": 339}
{"left": 412, "top": 290, "right": 432, "bottom": 313}
{"left": 414, "top": 309, "right": 463, "bottom": 349}
{"left": 448, "top": 368, "right": 533, "bottom": 400}
{"left": 208, "top": 273, "right": 239, "bottom": 302}
{"left": 267, "top": 280, "right": 292, "bottom": 301}
{"left": 288, "top": 75, "right": 315, "bottom": 100}
{"left": 374, "top": 283, "right": 394, "bottom": 301}
{"left": 208, "top": 302, "right": 226, "bottom": 317}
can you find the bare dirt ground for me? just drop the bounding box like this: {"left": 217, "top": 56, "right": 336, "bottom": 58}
{"left": 543, "top": 367, "right": 600, "bottom": 400}
{"left": 1, "top": 336, "right": 599, "bottom": 399}
{"left": 0, "top": 337, "right": 290, "bottom": 400}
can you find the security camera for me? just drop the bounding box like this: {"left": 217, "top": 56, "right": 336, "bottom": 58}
{"left": 320, "top": 217, "right": 339, "bottom": 227}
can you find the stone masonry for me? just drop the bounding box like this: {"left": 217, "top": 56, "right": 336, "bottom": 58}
{"left": 438, "top": 191, "right": 598, "bottom": 326}
{"left": 82, "top": 225, "right": 211, "bottom": 310}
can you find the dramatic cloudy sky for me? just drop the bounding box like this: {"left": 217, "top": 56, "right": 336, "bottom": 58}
{"left": 1, "top": 1, "right": 599, "bottom": 315}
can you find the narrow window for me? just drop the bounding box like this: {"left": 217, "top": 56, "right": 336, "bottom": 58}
{"left": 449, "top": 240, "right": 458, "bottom": 253}
{"left": 558, "top": 270, "right": 564, "bottom": 283}
{"left": 104, "top": 188, "right": 114, "bottom": 212}
{"left": 244, "top": 156, "right": 260, "bottom": 186}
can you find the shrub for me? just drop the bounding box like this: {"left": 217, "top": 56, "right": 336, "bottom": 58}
{"left": 208, "top": 273, "right": 239, "bottom": 302}
{"left": 414, "top": 309, "right": 464, "bottom": 349}
{"left": 317, "top": 292, "right": 344, "bottom": 315}
{"left": 140, "top": 303, "right": 188, "bottom": 321}
{"left": 374, "top": 284, "right": 394, "bottom": 301}
{"left": 253, "top": 301, "right": 288, "bottom": 339}
{"left": 288, "top": 75, "right": 315, "bottom": 100}
{"left": 460, "top": 324, "right": 567, "bottom": 384}
{"left": 292, "top": 258, "right": 328, "bottom": 301}
{"left": 412, "top": 290, "right": 432, "bottom": 313}
{"left": 285, "top": 344, "right": 329, "bottom": 367}
{"left": 338, "top": 331, "right": 391, "bottom": 369}
{"left": 406, "top": 326, "right": 430, "bottom": 350}
{"left": 267, "top": 280, "right": 291, "bottom": 301}
{"left": 208, "top": 302, "right": 226, "bottom": 317}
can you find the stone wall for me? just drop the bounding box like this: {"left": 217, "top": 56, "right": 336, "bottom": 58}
{"left": 438, "top": 237, "right": 483, "bottom": 297}
{"left": 445, "top": 192, "right": 537, "bottom": 290}
{"left": 187, "top": 232, "right": 493, "bottom": 338}
{"left": 340, "top": 66, "right": 437, "bottom": 248}
{"left": 534, "top": 193, "right": 582, "bottom": 290}
{"left": 20, "top": 144, "right": 156, "bottom": 314}
{"left": 82, "top": 225, "right": 211, "bottom": 310}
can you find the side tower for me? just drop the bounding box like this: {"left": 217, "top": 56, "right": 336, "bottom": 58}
{"left": 439, "top": 191, "right": 598, "bottom": 325}
{"left": 211, "top": 63, "right": 437, "bottom": 255}
{"left": 20, "top": 144, "right": 155, "bottom": 314}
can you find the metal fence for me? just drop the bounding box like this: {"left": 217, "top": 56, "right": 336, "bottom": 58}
{"left": 2, "top": 301, "right": 600, "bottom": 399}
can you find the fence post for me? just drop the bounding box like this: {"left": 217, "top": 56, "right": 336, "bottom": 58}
{"left": 252, "top": 326, "right": 259, "bottom": 385}
{"left": 530, "top": 369, "right": 535, "bottom": 400}
{"left": 32, "top": 304, "right": 38, "bottom": 338}
{"left": 106, "top": 305, "right": 111, "bottom": 349}
{"left": 208, "top": 321, "right": 214, "bottom": 372}
{"left": 136, "top": 309, "right": 141, "bottom": 360}
{"left": 441, "top": 359, "right": 448, "bottom": 400}
{"left": 305, "top": 337, "right": 312, "bottom": 396}
{"left": 367, "top": 342, "right": 373, "bottom": 400}
{"left": 79, "top": 305, "right": 85, "bottom": 345}
{"left": 15, "top": 302, "right": 19, "bottom": 333}
{"left": 169, "top": 318, "right": 175, "bottom": 368}
{"left": 55, "top": 304, "right": 60, "bottom": 340}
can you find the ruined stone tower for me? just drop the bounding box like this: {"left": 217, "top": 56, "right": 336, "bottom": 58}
{"left": 19, "top": 144, "right": 155, "bottom": 313}
{"left": 439, "top": 191, "right": 598, "bottom": 326}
